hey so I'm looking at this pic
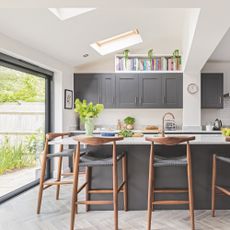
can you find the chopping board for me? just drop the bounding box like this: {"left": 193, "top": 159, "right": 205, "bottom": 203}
{"left": 226, "top": 136, "right": 230, "bottom": 142}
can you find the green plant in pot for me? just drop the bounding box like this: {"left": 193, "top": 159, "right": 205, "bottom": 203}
{"left": 124, "top": 116, "right": 135, "bottom": 130}
{"left": 123, "top": 49, "right": 130, "bottom": 69}
{"left": 148, "top": 49, "right": 153, "bottom": 70}
{"left": 74, "top": 99, "right": 104, "bottom": 136}
{"left": 172, "top": 49, "right": 181, "bottom": 70}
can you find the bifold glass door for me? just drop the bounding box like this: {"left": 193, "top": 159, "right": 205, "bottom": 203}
{"left": 0, "top": 64, "right": 50, "bottom": 200}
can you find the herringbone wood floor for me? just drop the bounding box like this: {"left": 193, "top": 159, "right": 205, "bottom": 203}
{"left": 0, "top": 175, "right": 230, "bottom": 230}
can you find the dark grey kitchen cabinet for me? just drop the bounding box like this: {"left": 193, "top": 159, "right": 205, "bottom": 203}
{"left": 101, "top": 74, "right": 116, "bottom": 108}
{"left": 162, "top": 73, "right": 183, "bottom": 108}
{"left": 139, "top": 73, "right": 162, "bottom": 108}
{"left": 74, "top": 74, "right": 101, "bottom": 104}
{"left": 201, "top": 73, "right": 223, "bottom": 108}
{"left": 116, "top": 74, "right": 139, "bottom": 108}
{"left": 74, "top": 74, "right": 116, "bottom": 108}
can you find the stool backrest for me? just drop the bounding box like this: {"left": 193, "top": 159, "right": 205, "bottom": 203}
{"left": 43, "top": 132, "right": 71, "bottom": 156}
{"left": 145, "top": 136, "right": 195, "bottom": 145}
{"left": 74, "top": 135, "right": 124, "bottom": 146}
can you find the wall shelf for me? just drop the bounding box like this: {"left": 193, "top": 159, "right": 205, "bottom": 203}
{"left": 115, "top": 54, "right": 182, "bottom": 73}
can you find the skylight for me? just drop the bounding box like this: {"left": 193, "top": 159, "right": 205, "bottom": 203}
{"left": 48, "top": 8, "right": 95, "bottom": 21}
{"left": 90, "top": 29, "right": 143, "bottom": 55}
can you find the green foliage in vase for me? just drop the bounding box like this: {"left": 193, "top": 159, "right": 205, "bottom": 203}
{"left": 74, "top": 99, "right": 104, "bottom": 122}
{"left": 124, "top": 116, "right": 135, "bottom": 125}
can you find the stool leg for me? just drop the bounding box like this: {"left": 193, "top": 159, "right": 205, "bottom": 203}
{"left": 37, "top": 153, "right": 47, "bottom": 214}
{"left": 70, "top": 147, "right": 80, "bottom": 230}
{"left": 211, "top": 154, "right": 217, "bottom": 217}
{"left": 187, "top": 144, "right": 195, "bottom": 230}
{"left": 56, "top": 156, "right": 63, "bottom": 200}
{"left": 147, "top": 144, "right": 154, "bottom": 230}
{"left": 112, "top": 156, "right": 118, "bottom": 230}
{"left": 122, "top": 153, "right": 128, "bottom": 211}
{"left": 85, "top": 167, "right": 91, "bottom": 212}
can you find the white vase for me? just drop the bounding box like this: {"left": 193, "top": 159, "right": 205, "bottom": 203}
{"left": 84, "top": 118, "right": 95, "bottom": 136}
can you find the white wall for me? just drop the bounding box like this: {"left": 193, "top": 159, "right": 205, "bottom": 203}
{"left": 201, "top": 61, "right": 230, "bottom": 126}
{"left": 0, "top": 32, "right": 75, "bottom": 132}
{"left": 0, "top": 33, "right": 75, "bottom": 174}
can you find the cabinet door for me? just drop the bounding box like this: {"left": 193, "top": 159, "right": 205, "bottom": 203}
{"left": 139, "top": 73, "right": 162, "bottom": 108}
{"left": 162, "top": 73, "right": 183, "bottom": 108}
{"left": 116, "top": 74, "right": 139, "bottom": 108}
{"left": 101, "top": 74, "right": 116, "bottom": 108}
{"left": 201, "top": 73, "right": 223, "bottom": 108}
{"left": 74, "top": 74, "right": 101, "bottom": 104}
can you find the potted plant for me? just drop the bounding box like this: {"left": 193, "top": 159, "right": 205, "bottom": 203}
{"left": 74, "top": 99, "right": 104, "bottom": 136}
{"left": 124, "top": 116, "right": 135, "bottom": 130}
{"left": 172, "top": 49, "right": 181, "bottom": 70}
{"left": 148, "top": 49, "right": 153, "bottom": 70}
{"left": 123, "top": 49, "right": 130, "bottom": 69}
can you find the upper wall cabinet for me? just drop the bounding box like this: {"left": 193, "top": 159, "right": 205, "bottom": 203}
{"left": 162, "top": 73, "right": 183, "bottom": 108}
{"left": 201, "top": 73, "right": 223, "bottom": 108}
{"left": 138, "top": 73, "right": 162, "bottom": 108}
{"left": 74, "top": 73, "right": 183, "bottom": 109}
{"left": 74, "top": 74, "right": 101, "bottom": 104}
{"left": 74, "top": 73, "right": 116, "bottom": 108}
{"left": 116, "top": 74, "right": 139, "bottom": 108}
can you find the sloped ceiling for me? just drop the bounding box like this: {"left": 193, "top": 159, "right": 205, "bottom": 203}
{"left": 0, "top": 8, "right": 188, "bottom": 67}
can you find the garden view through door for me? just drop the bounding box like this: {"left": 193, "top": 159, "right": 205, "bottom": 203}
{"left": 0, "top": 65, "right": 46, "bottom": 198}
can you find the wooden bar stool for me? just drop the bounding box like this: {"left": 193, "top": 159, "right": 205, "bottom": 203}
{"left": 37, "top": 132, "right": 76, "bottom": 214}
{"left": 211, "top": 137, "right": 230, "bottom": 217}
{"left": 70, "top": 135, "right": 128, "bottom": 230}
{"left": 145, "top": 136, "right": 195, "bottom": 230}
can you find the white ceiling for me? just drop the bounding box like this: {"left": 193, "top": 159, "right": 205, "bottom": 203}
{"left": 0, "top": 8, "right": 188, "bottom": 67}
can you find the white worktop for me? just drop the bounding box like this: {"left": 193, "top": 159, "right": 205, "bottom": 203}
{"left": 71, "top": 130, "right": 222, "bottom": 134}
{"left": 49, "top": 134, "right": 229, "bottom": 145}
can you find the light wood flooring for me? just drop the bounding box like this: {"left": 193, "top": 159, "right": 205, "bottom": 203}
{"left": 0, "top": 175, "right": 230, "bottom": 230}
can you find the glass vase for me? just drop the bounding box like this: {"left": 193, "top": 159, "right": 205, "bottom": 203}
{"left": 84, "top": 118, "right": 95, "bottom": 136}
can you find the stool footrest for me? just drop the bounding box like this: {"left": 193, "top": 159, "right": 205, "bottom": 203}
{"left": 154, "top": 189, "right": 188, "bottom": 194}
{"left": 77, "top": 200, "right": 113, "bottom": 205}
{"left": 153, "top": 200, "right": 189, "bottom": 205}
{"left": 216, "top": 186, "right": 230, "bottom": 196}
{"left": 44, "top": 180, "right": 72, "bottom": 185}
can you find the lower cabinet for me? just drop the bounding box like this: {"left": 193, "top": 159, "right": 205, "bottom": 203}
{"left": 74, "top": 73, "right": 183, "bottom": 108}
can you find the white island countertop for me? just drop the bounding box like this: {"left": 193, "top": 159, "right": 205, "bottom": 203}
{"left": 49, "top": 134, "right": 230, "bottom": 145}
{"left": 71, "top": 129, "right": 222, "bottom": 134}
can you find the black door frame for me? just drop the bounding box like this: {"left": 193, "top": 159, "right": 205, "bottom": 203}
{"left": 0, "top": 53, "right": 53, "bottom": 204}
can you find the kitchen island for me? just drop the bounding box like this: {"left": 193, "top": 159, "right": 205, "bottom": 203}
{"left": 50, "top": 134, "right": 230, "bottom": 210}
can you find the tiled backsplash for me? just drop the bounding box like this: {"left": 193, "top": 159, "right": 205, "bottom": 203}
{"left": 201, "top": 98, "right": 230, "bottom": 127}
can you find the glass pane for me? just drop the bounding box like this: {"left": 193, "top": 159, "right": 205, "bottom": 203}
{"left": 0, "top": 65, "right": 46, "bottom": 197}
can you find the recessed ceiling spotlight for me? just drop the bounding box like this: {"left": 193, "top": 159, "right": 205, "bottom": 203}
{"left": 83, "top": 54, "right": 89, "bottom": 58}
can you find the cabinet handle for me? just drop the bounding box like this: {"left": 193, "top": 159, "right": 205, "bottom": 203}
{"left": 135, "top": 97, "right": 138, "bottom": 104}
{"left": 140, "top": 96, "right": 143, "bottom": 104}
{"left": 219, "top": 96, "right": 222, "bottom": 104}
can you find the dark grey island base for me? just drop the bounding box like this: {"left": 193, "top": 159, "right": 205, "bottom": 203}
{"left": 86, "top": 144, "right": 230, "bottom": 211}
